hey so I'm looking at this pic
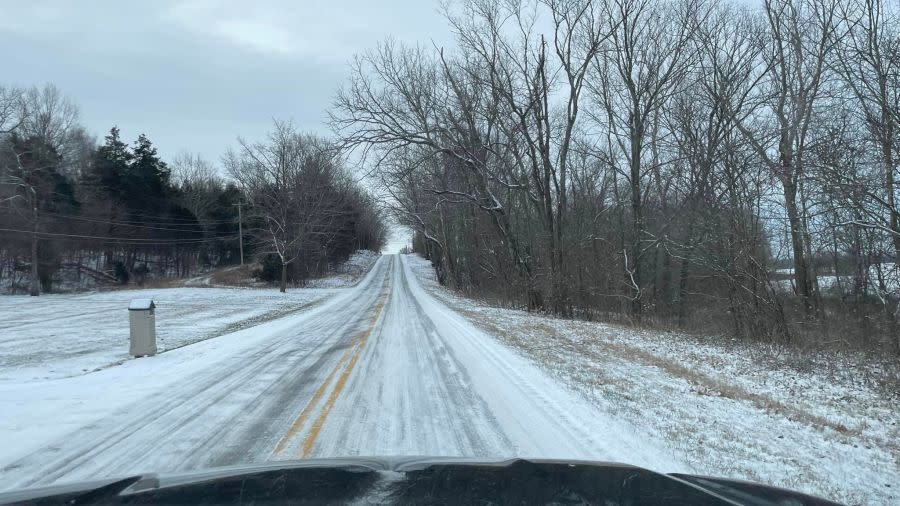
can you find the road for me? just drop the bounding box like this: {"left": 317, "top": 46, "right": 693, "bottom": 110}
{"left": 0, "top": 255, "right": 682, "bottom": 490}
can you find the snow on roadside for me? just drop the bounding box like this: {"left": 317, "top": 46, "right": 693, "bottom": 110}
{"left": 304, "top": 250, "right": 381, "bottom": 289}
{"left": 0, "top": 287, "right": 336, "bottom": 382}
{"left": 404, "top": 253, "right": 899, "bottom": 505}
{"left": 0, "top": 251, "right": 385, "bottom": 382}
{"left": 0, "top": 305, "right": 327, "bottom": 473}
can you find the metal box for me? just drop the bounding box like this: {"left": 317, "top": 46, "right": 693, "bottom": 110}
{"left": 128, "top": 298, "right": 157, "bottom": 357}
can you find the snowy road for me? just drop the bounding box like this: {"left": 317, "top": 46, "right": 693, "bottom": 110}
{"left": 0, "top": 255, "right": 682, "bottom": 490}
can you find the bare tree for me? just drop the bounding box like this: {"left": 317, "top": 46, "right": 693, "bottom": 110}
{"left": 0, "top": 84, "right": 81, "bottom": 295}
{"left": 225, "top": 121, "right": 347, "bottom": 292}
{"left": 462, "top": 0, "right": 613, "bottom": 313}
{"left": 333, "top": 35, "right": 545, "bottom": 304}
{"left": 335, "top": 0, "right": 616, "bottom": 310}
{"left": 331, "top": 0, "right": 899, "bottom": 353}
{"left": 172, "top": 153, "right": 222, "bottom": 223}
{"left": 0, "top": 86, "right": 26, "bottom": 135}
{"left": 22, "top": 84, "right": 81, "bottom": 162}
{"left": 665, "top": 3, "right": 771, "bottom": 322}
{"left": 171, "top": 152, "right": 227, "bottom": 261}
{"left": 833, "top": 0, "right": 900, "bottom": 261}
{"left": 588, "top": 0, "right": 706, "bottom": 318}
{"left": 728, "top": 0, "right": 844, "bottom": 316}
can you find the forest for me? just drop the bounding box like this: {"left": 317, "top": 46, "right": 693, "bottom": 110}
{"left": 332, "top": 0, "right": 900, "bottom": 353}
{"left": 0, "top": 85, "right": 385, "bottom": 295}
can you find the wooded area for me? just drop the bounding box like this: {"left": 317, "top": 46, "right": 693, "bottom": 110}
{"left": 333, "top": 0, "right": 900, "bottom": 354}
{"left": 0, "top": 85, "right": 385, "bottom": 294}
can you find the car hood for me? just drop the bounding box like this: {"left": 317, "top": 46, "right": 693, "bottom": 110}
{"left": 0, "top": 457, "right": 842, "bottom": 505}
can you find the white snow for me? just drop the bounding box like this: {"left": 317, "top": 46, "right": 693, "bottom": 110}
{"left": 396, "top": 257, "right": 683, "bottom": 469}
{"left": 0, "top": 255, "right": 685, "bottom": 493}
{"left": 0, "top": 286, "right": 337, "bottom": 382}
{"left": 127, "top": 298, "right": 155, "bottom": 310}
{"left": 0, "top": 304, "right": 331, "bottom": 474}
{"left": 403, "top": 254, "right": 899, "bottom": 505}
{"left": 772, "top": 262, "right": 900, "bottom": 295}
{"left": 290, "top": 256, "right": 684, "bottom": 473}
{"left": 0, "top": 252, "right": 380, "bottom": 382}
{"left": 381, "top": 227, "right": 412, "bottom": 254}
{"left": 303, "top": 250, "right": 381, "bottom": 289}
{"left": 0, "top": 252, "right": 894, "bottom": 505}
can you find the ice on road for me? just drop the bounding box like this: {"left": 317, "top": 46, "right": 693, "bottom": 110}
{"left": 0, "top": 255, "right": 683, "bottom": 490}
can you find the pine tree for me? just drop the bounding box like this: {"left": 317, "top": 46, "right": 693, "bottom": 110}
{"left": 127, "top": 133, "right": 169, "bottom": 213}
{"left": 87, "top": 126, "right": 132, "bottom": 201}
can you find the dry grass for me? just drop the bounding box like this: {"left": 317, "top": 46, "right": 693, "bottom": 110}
{"left": 461, "top": 306, "right": 853, "bottom": 435}
{"left": 96, "top": 277, "right": 182, "bottom": 291}
{"left": 207, "top": 265, "right": 260, "bottom": 287}
{"left": 427, "top": 289, "right": 898, "bottom": 504}
{"left": 399, "top": 254, "right": 900, "bottom": 504}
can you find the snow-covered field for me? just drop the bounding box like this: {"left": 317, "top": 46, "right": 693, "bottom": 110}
{"left": 773, "top": 262, "right": 900, "bottom": 295}
{"left": 0, "top": 288, "right": 340, "bottom": 381}
{"left": 0, "top": 251, "right": 382, "bottom": 381}
{"left": 1, "top": 253, "right": 895, "bottom": 504}
{"left": 406, "top": 254, "right": 900, "bottom": 505}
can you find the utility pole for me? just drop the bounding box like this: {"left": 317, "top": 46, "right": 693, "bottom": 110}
{"left": 29, "top": 188, "right": 39, "bottom": 296}
{"left": 235, "top": 202, "right": 244, "bottom": 266}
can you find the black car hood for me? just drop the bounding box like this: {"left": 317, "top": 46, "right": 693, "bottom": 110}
{"left": 0, "top": 457, "right": 842, "bottom": 505}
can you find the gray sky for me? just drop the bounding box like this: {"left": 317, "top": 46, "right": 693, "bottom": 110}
{"left": 1, "top": 0, "right": 450, "bottom": 164}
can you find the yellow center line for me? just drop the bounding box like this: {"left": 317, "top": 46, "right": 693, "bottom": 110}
{"left": 270, "top": 280, "right": 391, "bottom": 458}
{"left": 270, "top": 342, "right": 356, "bottom": 456}
{"left": 299, "top": 296, "right": 387, "bottom": 458}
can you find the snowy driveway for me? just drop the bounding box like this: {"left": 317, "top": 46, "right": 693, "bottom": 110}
{"left": 0, "top": 255, "right": 682, "bottom": 490}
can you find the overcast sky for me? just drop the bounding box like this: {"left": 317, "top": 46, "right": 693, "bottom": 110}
{"left": 3, "top": 0, "right": 763, "bottom": 168}
{"left": 1, "top": 0, "right": 451, "bottom": 164}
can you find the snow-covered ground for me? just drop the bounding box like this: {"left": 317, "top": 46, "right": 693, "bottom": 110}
{"left": 405, "top": 254, "right": 899, "bottom": 505}
{"left": 184, "top": 250, "right": 382, "bottom": 289}
{"left": 0, "top": 250, "right": 382, "bottom": 381}
{"left": 1, "top": 253, "right": 895, "bottom": 504}
{"left": 0, "top": 287, "right": 337, "bottom": 382}
{"left": 304, "top": 250, "right": 381, "bottom": 289}
{"left": 0, "top": 255, "right": 682, "bottom": 494}
{"left": 381, "top": 226, "right": 412, "bottom": 254}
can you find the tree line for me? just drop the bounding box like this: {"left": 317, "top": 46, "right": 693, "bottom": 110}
{"left": 0, "top": 85, "right": 385, "bottom": 294}
{"left": 333, "top": 0, "right": 900, "bottom": 353}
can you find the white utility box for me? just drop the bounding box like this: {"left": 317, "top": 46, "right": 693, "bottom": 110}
{"left": 128, "top": 298, "right": 157, "bottom": 357}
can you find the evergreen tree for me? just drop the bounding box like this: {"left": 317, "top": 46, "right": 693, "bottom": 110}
{"left": 87, "top": 126, "right": 131, "bottom": 200}
{"left": 127, "top": 133, "right": 169, "bottom": 213}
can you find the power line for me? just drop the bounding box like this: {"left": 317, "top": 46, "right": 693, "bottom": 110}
{"left": 31, "top": 199, "right": 239, "bottom": 225}
{"left": 38, "top": 211, "right": 208, "bottom": 233}
{"left": 0, "top": 227, "right": 240, "bottom": 245}
{"left": 236, "top": 201, "right": 244, "bottom": 265}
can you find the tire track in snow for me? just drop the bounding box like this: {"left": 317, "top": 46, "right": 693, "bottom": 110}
{"left": 269, "top": 275, "right": 391, "bottom": 458}
{"left": 0, "top": 258, "right": 394, "bottom": 489}
{"left": 0, "top": 254, "right": 685, "bottom": 491}
{"left": 301, "top": 256, "right": 514, "bottom": 458}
